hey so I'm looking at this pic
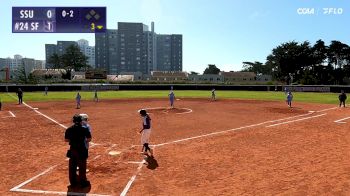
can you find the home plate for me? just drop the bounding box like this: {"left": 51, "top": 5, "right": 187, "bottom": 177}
{"left": 108, "top": 151, "right": 122, "bottom": 156}
{"left": 176, "top": 99, "right": 180, "bottom": 100}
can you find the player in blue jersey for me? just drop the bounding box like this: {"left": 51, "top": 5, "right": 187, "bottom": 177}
{"left": 168, "top": 88, "right": 175, "bottom": 109}
{"left": 76, "top": 92, "right": 81, "bottom": 109}
{"left": 286, "top": 91, "right": 293, "bottom": 108}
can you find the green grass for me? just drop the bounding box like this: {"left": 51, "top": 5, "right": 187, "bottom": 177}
{"left": 0, "top": 90, "right": 340, "bottom": 104}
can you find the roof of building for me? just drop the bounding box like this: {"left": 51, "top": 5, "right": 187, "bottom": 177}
{"left": 219, "top": 71, "right": 256, "bottom": 78}
{"left": 151, "top": 71, "right": 188, "bottom": 77}
{"left": 31, "top": 69, "right": 65, "bottom": 76}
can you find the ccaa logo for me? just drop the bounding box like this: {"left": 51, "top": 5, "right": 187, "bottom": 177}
{"left": 297, "top": 8, "right": 315, "bottom": 15}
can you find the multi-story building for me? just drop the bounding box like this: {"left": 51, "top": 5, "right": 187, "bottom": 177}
{"left": 95, "top": 29, "right": 118, "bottom": 74}
{"left": 95, "top": 22, "right": 181, "bottom": 75}
{"left": 156, "top": 34, "right": 182, "bottom": 72}
{"left": 46, "top": 40, "right": 95, "bottom": 69}
{"left": 45, "top": 44, "right": 57, "bottom": 68}
{"left": 77, "top": 39, "right": 95, "bottom": 68}
{"left": 57, "top": 41, "right": 77, "bottom": 56}
{"left": 34, "top": 60, "right": 45, "bottom": 69}
{"left": 117, "top": 22, "right": 148, "bottom": 74}
{"left": 0, "top": 58, "right": 7, "bottom": 69}
{"left": 170, "top": 34, "right": 182, "bottom": 71}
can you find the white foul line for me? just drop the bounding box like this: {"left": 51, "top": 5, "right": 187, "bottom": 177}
{"left": 120, "top": 146, "right": 156, "bottom": 196}
{"left": 8, "top": 111, "right": 16, "bottom": 117}
{"left": 10, "top": 165, "right": 58, "bottom": 191}
{"left": 317, "top": 107, "right": 338, "bottom": 112}
{"left": 120, "top": 160, "right": 146, "bottom": 196}
{"left": 334, "top": 116, "right": 350, "bottom": 124}
{"left": 154, "top": 112, "right": 316, "bottom": 147}
{"left": 31, "top": 106, "right": 67, "bottom": 129}
{"left": 266, "top": 113, "right": 327, "bottom": 127}
{"left": 153, "top": 106, "right": 337, "bottom": 148}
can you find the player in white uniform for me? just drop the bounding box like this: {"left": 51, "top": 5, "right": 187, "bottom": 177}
{"left": 138, "top": 109, "right": 153, "bottom": 157}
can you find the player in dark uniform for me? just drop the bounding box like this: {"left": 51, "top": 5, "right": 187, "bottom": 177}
{"left": 65, "top": 114, "right": 91, "bottom": 188}
{"left": 339, "top": 90, "right": 347, "bottom": 107}
{"left": 16, "top": 88, "right": 23, "bottom": 104}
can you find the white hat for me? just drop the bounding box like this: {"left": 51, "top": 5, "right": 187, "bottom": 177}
{"left": 80, "top": 113, "right": 89, "bottom": 120}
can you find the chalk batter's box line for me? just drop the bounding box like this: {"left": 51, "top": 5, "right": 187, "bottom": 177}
{"left": 0, "top": 111, "right": 16, "bottom": 118}
{"left": 9, "top": 143, "right": 138, "bottom": 196}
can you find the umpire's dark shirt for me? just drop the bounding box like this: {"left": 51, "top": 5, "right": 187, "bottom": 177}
{"left": 65, "top": 124, "right": 91, "bottom": 151}
{"left": 339, "top": 93, "right": 347, "bottom": 101}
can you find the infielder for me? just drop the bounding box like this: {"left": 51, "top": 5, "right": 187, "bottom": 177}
{"left": 286, "top": 91, "right": 293, "bottom": 108}
{"left": 168, "top": 89, "right": 175, "bottom": 109}
{"left": 211, "top": 88, "right": 216, "bottom": 101}
{"left": 76, "top": 92, "right": 81, "bottom": 109}
{"left": 93, "top": 89, "right": 99, "bottom": 102}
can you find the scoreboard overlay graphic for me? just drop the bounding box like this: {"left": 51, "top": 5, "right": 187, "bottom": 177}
{"left": 12, "top": 7, "right": 106, "bottom": 33}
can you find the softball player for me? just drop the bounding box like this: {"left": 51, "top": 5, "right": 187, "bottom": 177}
{"left": 168, "top": 90, "right": 175, "bottom": 108}
{"left": 76, "top": 92, "right": 81, "bottom": 109}
{"left": 286, "top": 91, "right": 293, "bottom": 108}
{"left": 93, "top": 90, "right": 99, "bottom": 102}
{"left": 211, "top": 88, "right": 216, "bottom": 101}
{"left": 139, "top": 109, "right": 153, "bottom": 157}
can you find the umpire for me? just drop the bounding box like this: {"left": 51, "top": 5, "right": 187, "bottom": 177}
{"left": 65, "top": 114, "right": 92, "bottom": 188}
{"left": 339, "top": 90, "right": 347, "bottom": 107}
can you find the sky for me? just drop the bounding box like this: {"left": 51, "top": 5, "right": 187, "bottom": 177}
{"left": 1, "top": 0, "right": 349, "bottom": 73}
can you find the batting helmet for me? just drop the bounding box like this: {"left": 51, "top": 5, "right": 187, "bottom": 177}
{"left": 139, "top": 109, "right": 147, "bottom": 116}
{"left": 73, "top": 114, "right": 82, "bottom": 124}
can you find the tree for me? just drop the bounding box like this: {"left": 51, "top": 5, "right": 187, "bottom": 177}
{"left": 47, "top": 53, "right": 62, "bottom": 69}
{"left": 265, "top": 41, "right": 314, "bottom": 84}
{"left": 190, "top": 71, "right": 199, "bottom": 75}
{"left": 203, "top": 64, "right": 220, "bottom": 74}
{"left": 327, "top": 40, "right": 349, "bottom": 69}
{"left": 14, "top": 60, "right": 27, "bottom": 83}
{"left": 241, "top": 61, "right": 272, "bottom": 75}
{"left": 60, "top": 44, "right": 89, "bottom": 79}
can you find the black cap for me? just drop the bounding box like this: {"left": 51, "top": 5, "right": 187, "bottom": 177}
{"left": 139, "top": 109, "right": 147, "bottom": 116}
{"left": 73, "top": 114, "right": 82, "bottom": 123}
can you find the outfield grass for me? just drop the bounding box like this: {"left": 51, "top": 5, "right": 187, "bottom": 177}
{"left": 0, "top": 90, "right": 340, "bottom": 104}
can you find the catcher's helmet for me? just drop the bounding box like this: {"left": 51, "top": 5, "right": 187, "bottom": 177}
{"left": 139, "top": 109, "right": 147, "bottom": 116}
{"left": 73, "top": 114, "right": 82, "bottom": 123}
